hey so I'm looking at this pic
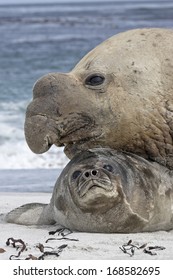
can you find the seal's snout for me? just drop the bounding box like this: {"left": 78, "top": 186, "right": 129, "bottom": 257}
{"left": 83, "top": 169, "right": 99, "bottom": 180}
{"left": 76, "top": 167, "right": 113, "bottom": 198}
{"left": 25, "top": 72, "right": 81, "bottom": 154}
{"left": 33, "top": 73, "right": 67, "bottom": 99}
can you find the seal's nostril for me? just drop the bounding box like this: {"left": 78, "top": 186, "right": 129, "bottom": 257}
{"left": 84, "top": 170, "right": 98, "bottom": 178}
{"left": 84, "top": 171, "right": 90, "bottom": 178}
{"left": 91, "top": 170, "right": 98, "bottom": 176}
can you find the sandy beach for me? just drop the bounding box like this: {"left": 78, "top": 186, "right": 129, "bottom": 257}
{"left": 0, "top": 192, "right": 173, "bottom": 260}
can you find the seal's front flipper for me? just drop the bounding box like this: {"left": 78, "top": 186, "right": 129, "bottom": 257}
{"left": 5, "top": 203, "right": 54, "bottom": 225}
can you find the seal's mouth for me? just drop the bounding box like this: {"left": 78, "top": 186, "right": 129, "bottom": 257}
{"left": 54, "top": 113, "right": 102, "bottom": 155}
{"left": 62, "top": 134, "right": 102, "bottom": 158}
{"left": 77, "top": 178, "right": 112, "bottom": 198}
{"left": 25, "top": 112, "right": 102, "bottom": 156}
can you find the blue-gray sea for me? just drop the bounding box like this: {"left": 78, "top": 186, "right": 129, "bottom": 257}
{"left": 0, "top": 0, "right": 173, "bottom": 191}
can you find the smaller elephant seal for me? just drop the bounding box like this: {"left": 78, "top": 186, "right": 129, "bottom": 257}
{"left": 6, "top": 148, "right": 173, "bottom": 233}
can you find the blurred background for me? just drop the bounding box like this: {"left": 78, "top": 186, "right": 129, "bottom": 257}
{"left": 0, "top": 0, "right": 173, "bottom": 173}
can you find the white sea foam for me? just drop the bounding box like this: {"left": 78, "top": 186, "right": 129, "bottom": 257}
{"left": 0, "top": 140, "right": 69, "bottom": 169}
{"left": 12, "top": 34, "right": 91, "bottom": 44}
{"left": 0, "top": 100, "right": 69, "bottom": 169}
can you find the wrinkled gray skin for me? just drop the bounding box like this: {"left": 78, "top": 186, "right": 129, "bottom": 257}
{"left": 6, "top": 148, "right": 173, "bottom": 233}
{"left": 25, "top": 28, "right": 173, "bottom": 169}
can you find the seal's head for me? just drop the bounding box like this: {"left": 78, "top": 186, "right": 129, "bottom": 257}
{"left": 68, "top": 151, "right": 124, "bottom": 213}
{"left": 54, "top": 148, "right": 125, "bottom": 215}
{"left": 25, "top": 28, "right": 173, "bottom": 168}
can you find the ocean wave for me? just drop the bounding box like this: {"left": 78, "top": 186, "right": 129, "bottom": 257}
{"left": 2, "top": 1, "right": 173, "bottom": 27}
{"left": 0, "top": 100, "right": 28, "bottom": 113}
{"left": 11, "top": 34, "right": 90, "bottom": 44}
{"left": 0, "top": 14, "right": 118, "bottom": 28}
{"left": 0, "top": 141, "right": 69, "bottom": 169}
{"left": 0, "top": 100, "right": 28, "bottom": 135}
{"left": 0, "top": 100, "right": 69, "bottom": 169}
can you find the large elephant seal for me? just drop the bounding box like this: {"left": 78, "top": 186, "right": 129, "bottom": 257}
{"left": 6, "top": 148, "right": 173, "bottom": 233}
{"left": 25, "top": 28, "right": 173, "bottom": 169}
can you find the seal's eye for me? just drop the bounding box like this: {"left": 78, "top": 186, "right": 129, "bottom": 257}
{"left": 72, "top": 170, "right": 81, "bottom": 180}
{"left": 85, "top": 74, "right": 105, "bottom": 86}
{"left": 103, "top": 164, "right": 113, "bottom": 173}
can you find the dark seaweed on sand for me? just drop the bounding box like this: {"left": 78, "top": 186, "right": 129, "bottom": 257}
{"left": 120, "top": 240, "right": 165, "bottom": 257}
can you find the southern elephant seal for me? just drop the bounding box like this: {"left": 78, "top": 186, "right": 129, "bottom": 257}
{"left": 6, "top": 148, "right": 173, "bottom": 233}
{"left": 25, "top": 28, "right": 173, "bottom": 169}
